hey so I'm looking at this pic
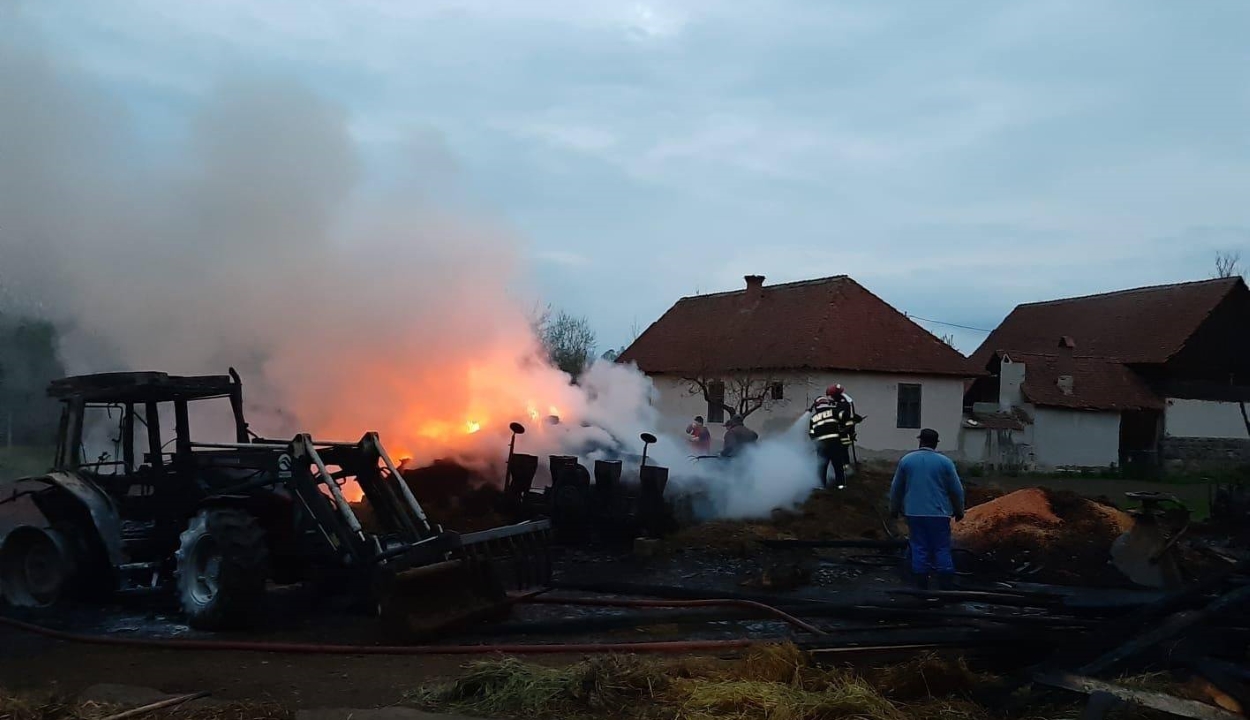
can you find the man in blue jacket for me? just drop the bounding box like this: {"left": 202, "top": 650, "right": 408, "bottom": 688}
{"left": 889, "top": 428, "right": 965, "bottom": 590}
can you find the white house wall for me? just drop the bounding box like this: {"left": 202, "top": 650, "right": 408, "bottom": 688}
{"left": 1164, "top": 399, "right": 1249, "bottom": 439}
{"left": 1031, "top": 408, "right": 1120, "bottom": 468}
{"left": 648, "top": 371, "right": 966, "bottom": 458}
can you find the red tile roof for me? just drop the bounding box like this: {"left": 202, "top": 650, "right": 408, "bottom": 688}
{"left": 972, "top": 278, "right": 1243, "bottom": 368}
{"left": 1007, "top": 352, "right": 1163, "bottom": 411}
{"left": 617, "top": 275, "right": 978, "bottom": 377}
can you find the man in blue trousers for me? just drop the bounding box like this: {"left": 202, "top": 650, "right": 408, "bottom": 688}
{"left": 889, "top": 428, "right": 965, "bottom": 590}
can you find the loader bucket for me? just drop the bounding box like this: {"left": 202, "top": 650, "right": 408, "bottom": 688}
{"left": 1110, "top": 492, "right": 1188, "bottom": 590}
{"left": 378, "top": 519, "right": 551, "bottom": 641}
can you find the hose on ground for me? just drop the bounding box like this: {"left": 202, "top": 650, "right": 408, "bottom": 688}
{"left": 0, "top": 614, "right": 763, "bottom": 656}
{"left": 520, "top": 595, "right": 827, "bottom": 635}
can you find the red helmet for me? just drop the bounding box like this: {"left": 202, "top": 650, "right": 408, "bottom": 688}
{"left": 826, "top": 384, "right": 844, "bottom": 397}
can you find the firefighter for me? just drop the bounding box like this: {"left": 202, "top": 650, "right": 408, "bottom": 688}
{"left": 809, "top": 385, "right": 856, "bottom": 489}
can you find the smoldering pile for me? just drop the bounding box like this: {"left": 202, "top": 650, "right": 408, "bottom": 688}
{"left": 952, "top": 488, "right": 1134, "bottom": 585}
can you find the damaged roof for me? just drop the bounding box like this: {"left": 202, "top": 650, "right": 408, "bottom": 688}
{"left": 617, "top": 275, "right": 979, "bottom": 377}
{"left": 971, "top": 277, "right": 1245, "bottom": 368}
{"left": 1006, "top": 352, "right": 1164, "bottom": 411}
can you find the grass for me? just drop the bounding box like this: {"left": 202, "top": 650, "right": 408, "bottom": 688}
{"left": 414, "top": 645, "right": 1017, "bottom": 720}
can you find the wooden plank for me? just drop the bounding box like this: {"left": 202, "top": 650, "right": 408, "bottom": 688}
{"left": 1080, "top": 584, "right": 1250, "bottom": 676}
{"left": 1035, "top": 672, "right": 1243, "bottom": 720}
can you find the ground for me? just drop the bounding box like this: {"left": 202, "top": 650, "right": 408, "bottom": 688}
{"left": 0, "top": 468, "right": 1234, "bottom": 718}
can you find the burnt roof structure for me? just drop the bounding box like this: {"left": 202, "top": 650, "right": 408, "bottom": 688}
{"left": 48, "top": 371, "right": 238, "bottom": 403}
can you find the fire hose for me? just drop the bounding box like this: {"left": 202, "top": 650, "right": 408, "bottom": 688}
{"left": 0, "top": 591, "right": 823, "bottom": 655}
{"left": 522, "top": 595, "right": 827, "bottom": 636}
{"left": 0, "top": 613, "right": 765, "bottom": 655}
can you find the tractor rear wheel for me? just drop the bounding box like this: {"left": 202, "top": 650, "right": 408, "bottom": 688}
{"left": 175, "top": 508, "right": 268, "bottom": 630}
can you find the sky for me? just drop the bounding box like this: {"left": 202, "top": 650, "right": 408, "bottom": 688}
{"left": 6, "top": 1, "right": 1250, "bottom": 354}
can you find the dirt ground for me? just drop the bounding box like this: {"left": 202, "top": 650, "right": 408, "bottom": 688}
{"left": 0, "top": 629, "right": 497, "bottom": 708}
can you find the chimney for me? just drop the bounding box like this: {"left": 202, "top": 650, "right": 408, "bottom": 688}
{"left": 744, "top": 275, "right": 765, "bottom": 302}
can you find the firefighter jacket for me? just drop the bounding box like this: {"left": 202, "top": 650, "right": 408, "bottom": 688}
{"left": 809, "top": 399, "right": 856, "bottom": 446}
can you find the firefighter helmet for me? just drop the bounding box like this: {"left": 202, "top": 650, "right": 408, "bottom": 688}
{"left": 826, "top": 384, "right": 845, "bottom": 397}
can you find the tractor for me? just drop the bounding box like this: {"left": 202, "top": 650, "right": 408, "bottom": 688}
{"left": 0, "top": 369, "right": 550, "bottom": 636}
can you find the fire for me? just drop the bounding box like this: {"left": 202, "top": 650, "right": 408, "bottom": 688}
{"left": 465, "top": 420, "right": 482, "bottom": 434}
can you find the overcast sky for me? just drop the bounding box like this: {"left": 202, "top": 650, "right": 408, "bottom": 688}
{"left": 9, "top": 1, "right": 1250, "bottom": 353}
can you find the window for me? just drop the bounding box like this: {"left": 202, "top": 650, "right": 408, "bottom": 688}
{"left": 897, "top": 383, "right": 922, "bottom": 429}
{"left": 769, "top": 382, "right": 784, "bottom": 401}
{"left": 707, "top": 380, "right": 725, "bottom": 423}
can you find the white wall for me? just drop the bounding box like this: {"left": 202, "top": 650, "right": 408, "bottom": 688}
{"left": 649, "top": 371, "right": 967, "bottom": 458}
{"left": 1031, "top": 408, "right": 1120, "bottom": 468}
{"left": 1165, "top": 399, "right": 1249, "bottom": 439}
{"left": 999, "top": 357, "right": 1026, "bottom": 410}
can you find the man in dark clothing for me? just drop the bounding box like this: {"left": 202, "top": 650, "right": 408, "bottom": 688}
{"left": 889, "top": 428, "right": 965, "bottom": 590}
{"left": 808, "top": 388, "right": 856, "bottom": 489}
{"left": 721, "top": 416, "right": 758, "bottom": 457}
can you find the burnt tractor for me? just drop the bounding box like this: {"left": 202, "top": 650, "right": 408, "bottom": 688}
{"left": 502, "top": 422, "right": 673, "bottom": 542}
{"left": 0, "top": 370, "right": 550, "bottom": 636}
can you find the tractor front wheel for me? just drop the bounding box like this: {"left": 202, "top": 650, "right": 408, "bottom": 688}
{"left": 175, "top": 508, "right": 268, "bottom": 630}
{"left": 0, "top": 528, "right": 71, "bottom": 607}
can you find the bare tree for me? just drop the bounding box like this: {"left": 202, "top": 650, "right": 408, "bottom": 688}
{"left": 537, "top": 309, "right": 597, "bottom": 377}
{"left": 1214, "top": 250, "right": 1244, "bottom": 279}
{"left": 683, "top": 371, "right": 784, "bottom": 423}
{"left": 939, "top": 333, "right": 957, "bottom": 348}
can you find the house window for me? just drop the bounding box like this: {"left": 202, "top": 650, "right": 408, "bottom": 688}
{"left": 897, "top": 383, "right": 922, "bottom": 429}
{"left": 769, "top": 382, "right": 784, "bottom": 401}
{"left": 707, "top": 381, "right": 725, "bottom": 423}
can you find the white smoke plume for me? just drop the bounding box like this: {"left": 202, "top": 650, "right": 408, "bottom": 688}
{"left": 0, "top": 16, "right": 821, "bottom": 519}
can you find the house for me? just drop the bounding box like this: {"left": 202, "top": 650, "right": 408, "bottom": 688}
{"left": 965, "top": 277, "right": 1250, "bottom": 472}
{"left": 616, "top": 275, "right": 980, "bottom": 458}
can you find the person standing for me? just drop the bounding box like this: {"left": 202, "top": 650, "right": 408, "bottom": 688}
{"left": 685, "top": 415, "right": 712, "bottom": 455}
{"left": 889, "top": 428, "right": 965, "bottom": 590}
{"left": 721, "top": 416, "right": 758, "bottom": 457}
{"left": 808, "top": 385, "right": 856, "bottom": 489}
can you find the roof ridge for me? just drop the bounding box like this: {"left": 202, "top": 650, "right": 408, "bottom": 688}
{"left": 1017, "top": 277, "right": 1238, "bottom": 308}
{"left": 678, "top": 274, "right": 852, "bottom": 301}
{"left": 1006, "top": 351, "right": 1133, "bottom": 362}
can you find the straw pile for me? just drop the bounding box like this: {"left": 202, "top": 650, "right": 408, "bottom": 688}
{"left": 415, "top": 644, "right": 1002, "bottom": 720}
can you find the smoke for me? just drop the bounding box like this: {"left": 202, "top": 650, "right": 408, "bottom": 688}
{"left": 0, "top": 17, "right": 820, "bottom": 519}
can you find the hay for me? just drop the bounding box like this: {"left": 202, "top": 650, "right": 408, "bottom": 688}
{"left": 416, "top": 643, "right": 1019, "bottom": 720}
{"left": 677, "top": 677, "right": 904, "bottom": 720}
{"left": 867, "top": 652, "right": 993, "bottom": 702}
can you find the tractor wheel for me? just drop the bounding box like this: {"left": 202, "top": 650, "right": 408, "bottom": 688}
{"left": 0, "top": 528, "right": 71, "bottom": 607}
{"left": 175, "top": 508, "right": 268, "bottom": 630}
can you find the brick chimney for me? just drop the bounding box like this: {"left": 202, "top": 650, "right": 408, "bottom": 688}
{"left": 744, "top": 275, "right": 765, "bottom": 302}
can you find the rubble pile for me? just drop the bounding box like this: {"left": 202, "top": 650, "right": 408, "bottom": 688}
{"left": 953, "top": 488, "right": 1134, "bottom": 585}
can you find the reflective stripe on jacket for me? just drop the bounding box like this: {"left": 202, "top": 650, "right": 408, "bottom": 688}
{"left": 809, "top": 401, "right": 855, "bottom": 445}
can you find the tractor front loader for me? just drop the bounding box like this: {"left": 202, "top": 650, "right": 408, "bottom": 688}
{"left": 0, "top": 370, "right": 550, "bottom": 640}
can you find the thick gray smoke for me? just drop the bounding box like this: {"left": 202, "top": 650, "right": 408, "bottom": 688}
{"left": 0, "top": 16, "right": 820, "bottom": 519}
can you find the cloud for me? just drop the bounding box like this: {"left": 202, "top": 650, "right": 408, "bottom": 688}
{"left": 9, "top": 0, "right": 1250, "bottom": 355}
{"left": 534, "top": 250, "right": 593, "bottom": 268}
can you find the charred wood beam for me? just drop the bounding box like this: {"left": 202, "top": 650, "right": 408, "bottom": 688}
{"left": 1079, "top": 584, "right": 1250, "bottom": 677}
{"left": 1035, "top": 672, "right": 1244, "bottom": 720}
